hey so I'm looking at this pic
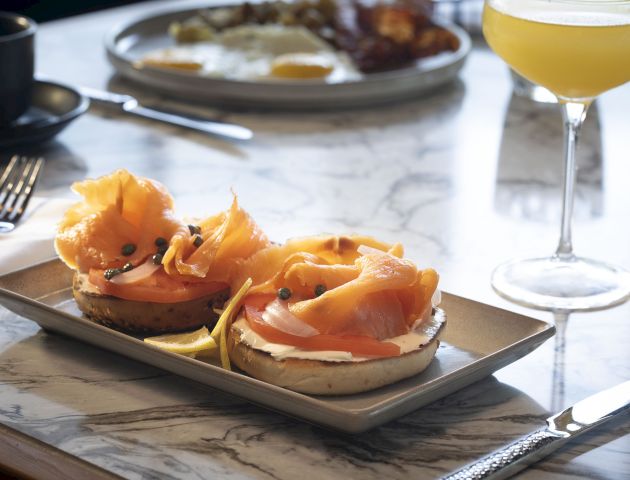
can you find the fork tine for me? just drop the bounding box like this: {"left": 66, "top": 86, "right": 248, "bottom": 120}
{"left": 7, "top": 157, "right": 45, "bottom": 224}
{"left": 0, "top": 156, "right": 26, "bottom": 210}
{"left": 0, "top": 155, "right": 19, "bottom": 192}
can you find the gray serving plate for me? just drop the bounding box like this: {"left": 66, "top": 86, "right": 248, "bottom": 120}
{"left": 104, "top": 3, "right": 471, "bottom": 109}
{"left": 0, "top": 259, "right": 554, "bottom": 433}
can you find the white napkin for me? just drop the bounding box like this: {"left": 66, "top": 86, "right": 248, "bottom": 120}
{"left": 0, "top": 197, "right": 75, "bottom": 276}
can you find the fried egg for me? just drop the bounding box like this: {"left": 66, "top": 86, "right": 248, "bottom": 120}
{"left": 143, "top": 25, "right": 361, "bottom": 83}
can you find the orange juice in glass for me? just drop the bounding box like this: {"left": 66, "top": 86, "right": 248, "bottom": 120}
{"left": 483, "top": 0, "right": 630, "bottom": 310}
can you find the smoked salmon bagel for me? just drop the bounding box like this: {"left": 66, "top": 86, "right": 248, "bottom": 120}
{"left": 227, "top": 236, "right": 445, "bottom": 395}
{"left": 55, "top": 170, "right": 269, "bottom": 334}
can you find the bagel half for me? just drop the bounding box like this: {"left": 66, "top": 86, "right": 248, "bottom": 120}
{"left": 228, "top": 309, "right": 446, "bottom": 395}
{"left": 73, "top": 272, "right": 229, "bottom": 335}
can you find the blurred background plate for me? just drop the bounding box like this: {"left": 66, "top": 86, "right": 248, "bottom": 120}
{"left": 105, "top": 3, "right": 471, "bottom": 110}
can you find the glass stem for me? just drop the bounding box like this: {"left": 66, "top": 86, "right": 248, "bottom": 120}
{"left": 554, "top": 101, "right": 590, "bottom": 260}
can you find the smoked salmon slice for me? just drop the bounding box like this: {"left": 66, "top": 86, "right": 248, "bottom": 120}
{"left": 231, "top": 234, "right": 399, "bottom": 294}
{"left": 235, "top": 235, "right": 439, "bottom": 341}
{"left": 162, "top": 195, "right": 269, "bottom": 281}
{"left": 55, "top": 170, "right": 182, "bottom": 272}
{"left": 288, "top": 252, "right": 432, "bottom": 339}
{"left": 56, "top": 170, "right": 269, "bottom": 290}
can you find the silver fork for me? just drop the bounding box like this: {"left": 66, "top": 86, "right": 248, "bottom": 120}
{"left": 0, "top": 155, "right": 45, "bottom": 233}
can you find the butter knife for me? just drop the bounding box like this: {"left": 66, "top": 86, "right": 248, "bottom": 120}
{"left": 442, "top": 381, "right": 630, "bottom": 480}
{"left": 81, "top": 87, "right": 253, "bottom": 140}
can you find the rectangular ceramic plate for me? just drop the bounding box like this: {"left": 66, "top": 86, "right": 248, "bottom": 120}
{"left": 0, "top": 260, "right": 554, "bottom": 433}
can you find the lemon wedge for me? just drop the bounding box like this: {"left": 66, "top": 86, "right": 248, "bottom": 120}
{"left": 144, "top": 326, "right": 217, "bottom": 354}
{"left": 143, "top": 278, "right": 252, "bottom": 369}
{"left": 270, "top": 53, "right": 334, "bottom": 79}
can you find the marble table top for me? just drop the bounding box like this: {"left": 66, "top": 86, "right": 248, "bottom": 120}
{"left": 1, "top": 1, "right": 629, "bottom": 478}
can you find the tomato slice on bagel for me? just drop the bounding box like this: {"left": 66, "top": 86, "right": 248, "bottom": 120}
{"left": 89, "top": 267, "right": 227, "bottom": 303}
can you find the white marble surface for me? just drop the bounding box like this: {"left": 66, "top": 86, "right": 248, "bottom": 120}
{"left": 1, "top": 1, "right": 629, "bottom": 478}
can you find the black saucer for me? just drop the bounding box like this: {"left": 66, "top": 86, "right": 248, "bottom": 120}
{"left": 0, "top": 78, "right": 89, "bottom": 148}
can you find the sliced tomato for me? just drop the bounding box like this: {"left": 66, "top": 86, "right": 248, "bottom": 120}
{"left": 89, "top": 268, "right": 228, "bottom": 303}
{"left": 242, "top": 293, "right": 277, "bottom": 310}
{"left": 244, "top": 306, "right": 400, "bottom": 357}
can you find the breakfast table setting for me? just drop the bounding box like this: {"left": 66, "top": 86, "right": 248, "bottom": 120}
{"left": 0, "top": 0, "right": 629, "bottom": 479}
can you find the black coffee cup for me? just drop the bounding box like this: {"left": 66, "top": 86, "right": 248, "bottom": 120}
{"left": 0, "top": 12, "right": 36, "bottom": 125}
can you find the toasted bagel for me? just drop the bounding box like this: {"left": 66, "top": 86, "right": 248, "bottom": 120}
{"left": 73, "top": 272, "right": 228, "bottom": 335}
{"left": 228, "top": 309, "right": 446, "bottom": 395}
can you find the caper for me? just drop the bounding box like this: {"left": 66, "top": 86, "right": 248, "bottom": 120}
{"left": 155, "top": 237, "right": 168, "bottom": 247}
{"left": 152, "top": 253, "right": 164, "bottom": 265}
{"left": 104, "top": 268, "right": 121, "bottom": 280}
{"left": 193, "top": 234, "right": 203, "bottom": 247}
{"left": 121, "top": 243, "right": 136, "bottom": 256}
{"left": 122, "top": 262, "right": 134, "bottom": 272}
{"left": 188, "top": 224, "right": 201, "bottom": 235}
{"left": 314, "top": 284, "right": 326, "bottom": 297}
{"left": 157, "top": 244, "right": 168, "bottom": 255}
{"left": 277, "top": 287, "right": 292, "bottom": 300}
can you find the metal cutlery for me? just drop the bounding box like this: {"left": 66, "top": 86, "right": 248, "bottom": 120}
{"left": 442, "top": 380, "right": 630, "bottom": 480}
{"left": 0, "top": 155, "right": 45, "bottom": 233}
{"left": 80, "top": 87, "right": 253, "bottom": 141}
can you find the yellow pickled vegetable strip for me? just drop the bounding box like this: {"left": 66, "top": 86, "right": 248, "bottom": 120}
{"left": 220, "top": 317, "right": 230, "bottom": 370}
{"left": 210, "top": 277, "right": 252, "bottom": 370}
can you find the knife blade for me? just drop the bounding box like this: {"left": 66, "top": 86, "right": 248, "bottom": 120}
{"left": 81, "top": 87, "right": 253, "bottom": 141}
{"left": 442, "top": 381, "right": 630, "bottom": 480}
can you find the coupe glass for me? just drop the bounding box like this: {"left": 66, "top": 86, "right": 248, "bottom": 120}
{"left": 483, "top": 0, "right": 630, "bottom": 310}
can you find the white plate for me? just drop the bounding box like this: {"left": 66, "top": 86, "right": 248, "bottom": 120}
{"left": 104, "top": 3, "right": 471, "bottom": 109}
{"left": 0, "top": 260, "right": 554, "bottom": 433}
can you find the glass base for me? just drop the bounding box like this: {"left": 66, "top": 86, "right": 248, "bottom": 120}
{"left": 491, "top": 255, "right": 630, "bottom": 311}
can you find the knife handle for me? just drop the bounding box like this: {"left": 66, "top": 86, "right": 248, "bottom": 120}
{"left": 442, "top": 428, "right": 567, "bottom": 480}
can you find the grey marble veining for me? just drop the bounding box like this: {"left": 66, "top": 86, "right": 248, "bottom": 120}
{"left": 1, "top": 1, "right": 630, "bottom": 478}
